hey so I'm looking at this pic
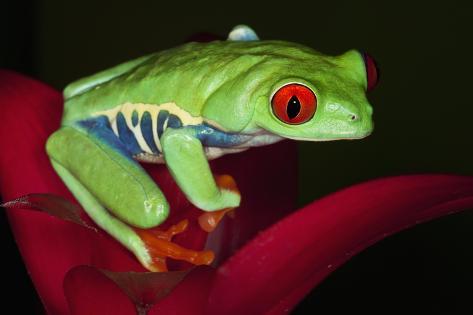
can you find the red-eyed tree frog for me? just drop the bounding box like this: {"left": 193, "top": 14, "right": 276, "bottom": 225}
{"left": 46, "top": 25, "right": 378, "bottom": 271}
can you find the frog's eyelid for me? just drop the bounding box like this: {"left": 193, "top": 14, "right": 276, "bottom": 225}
{"left": 269, "top": 82, "right": 314, "bottom": 102}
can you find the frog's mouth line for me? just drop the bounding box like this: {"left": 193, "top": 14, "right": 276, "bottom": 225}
{"left": 283, "top": 130, "right": 373, "bottom": 142}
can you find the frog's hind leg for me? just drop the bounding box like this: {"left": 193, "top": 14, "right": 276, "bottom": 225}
{"left": 46, "top": 126, "right": 213, "bottom": 271}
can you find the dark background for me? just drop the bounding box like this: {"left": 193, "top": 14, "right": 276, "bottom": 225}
{"left": 1, "top": 0, "right": 472, "bottom": 313}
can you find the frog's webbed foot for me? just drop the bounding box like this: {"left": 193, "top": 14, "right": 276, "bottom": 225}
{"left": 136, "top": 175, "right": 240, "bottom": 271}
{"left": 134, "top": 220, "right": 215, "bottom": 272}
{"left": 198, "top": 175, "right": 240, "bottom": 233}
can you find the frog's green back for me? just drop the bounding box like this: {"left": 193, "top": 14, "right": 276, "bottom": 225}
{"left": 61, "top": 41, "right": 326, "bottom": 124}
{"left": 64, "top": 54, "right": 154, "bottom": 99}
{"left": 62, "top": 41, "right": 366, "bottom": 136}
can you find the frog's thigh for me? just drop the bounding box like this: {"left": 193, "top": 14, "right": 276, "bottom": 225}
{"left": 49, "top": 159, "right": 151, "bottom": 266}
{"left": 46, "top": 126, "right": 169, "bottom": 229}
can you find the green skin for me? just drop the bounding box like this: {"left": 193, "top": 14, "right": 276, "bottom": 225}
{"left": 46, "top": 28, "right": 373, "bottom": 270}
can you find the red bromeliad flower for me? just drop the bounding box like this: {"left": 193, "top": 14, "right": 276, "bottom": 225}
{"left": 1, "top": 70, "right": 473, "bottom": 315}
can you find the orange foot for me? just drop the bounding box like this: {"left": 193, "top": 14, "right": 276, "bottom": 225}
{"left": 198, "top": 175, "right": 240, "bottom": 233}
{"left": 134, "top": 219, "right": 215, "bottom": 272}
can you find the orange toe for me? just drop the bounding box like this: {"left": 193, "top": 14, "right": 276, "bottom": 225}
{"left": 198, "top": 174, "right": 240, "bottom": 233}
{"left": 134, "top": 219, "right": 215, "bottom": 272}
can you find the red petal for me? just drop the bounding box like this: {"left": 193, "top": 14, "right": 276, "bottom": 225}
{"left": 63, "top": 266, "right": 137, "bottom": 315}
{"left": 63, "top": 265, "right": 215, "bottom": 315}
{"left": 0, "top": 70, "right": 67, "bottom": 196}
{"left": 206, "top": 175, "right": 473, "bottom": 315}
{"left": 148, "top": 266, "right": 215, "bottom": 315}
{"left": 207, "top": 141, "right": 297, "bottom": 263}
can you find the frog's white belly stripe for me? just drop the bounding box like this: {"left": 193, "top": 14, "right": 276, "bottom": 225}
{"left": 135, "top": 146, "right": 249, "bottom": 164}
{"left": 93, "top": 102, "right": 204, "bottom": 153}
{"left": 162, "top": 116, "right": 169, "bottom": 138}
{"left": 95, "top": 102, "right": 204, "bottom": 125}
{"left": 151, "top": 113, "right": 160, "bottom": 151}
{"left": 110, "top": 118, "right": 119, "bottom": 136}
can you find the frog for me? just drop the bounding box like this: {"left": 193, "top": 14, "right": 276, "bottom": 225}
{"left": 46, "top": 25, "right": 378, "bottom": 272}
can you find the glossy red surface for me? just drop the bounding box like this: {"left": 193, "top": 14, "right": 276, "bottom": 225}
{"left": 363, "top": 52, "right": 379, "bottom": 92}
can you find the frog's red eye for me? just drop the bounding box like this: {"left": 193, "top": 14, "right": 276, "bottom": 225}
{"left": 271, "top": 84, "right": 317, "bottom": 124}
{"left": 362, "top": 52, "right": 379, "bottom": 92}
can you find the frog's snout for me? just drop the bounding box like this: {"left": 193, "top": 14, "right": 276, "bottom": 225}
{"left": 344, "top": 108, "right": 374, "bottom": 139}
{"left": 327, "top": 103, "right": 364, "bottom": 124}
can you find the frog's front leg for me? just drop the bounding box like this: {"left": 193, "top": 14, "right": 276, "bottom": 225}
{"left": 161, "top": 127, "right": 241, "bottom": 231}
{"left": 46, "top": 126, "right": 213, "bottom": 271}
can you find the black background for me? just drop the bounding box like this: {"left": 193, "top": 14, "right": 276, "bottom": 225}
{"left": 1, "top": 0, "right": 473, "bottom": 314}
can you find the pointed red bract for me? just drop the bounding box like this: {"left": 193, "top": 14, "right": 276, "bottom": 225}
{"left": 62, "top": 265, "right": 216, "bottom": 315}
{"left": 63, "top": 266, "right": 138, "bottom": 315}
{"left": 206, "top": 175, "right": 473, "bottom": 314}
{"left": 147, "top": 267, "right": 215, "bottom": 315}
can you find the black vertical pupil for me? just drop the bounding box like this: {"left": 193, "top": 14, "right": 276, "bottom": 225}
{"left": 287, "top": 95, "right": 301, "bottom": 119}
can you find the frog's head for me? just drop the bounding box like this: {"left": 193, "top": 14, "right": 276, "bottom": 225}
{"left": 252, "top": 48, "right": 378, "bottom": 141}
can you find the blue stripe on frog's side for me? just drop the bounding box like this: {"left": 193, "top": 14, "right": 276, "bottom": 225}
{"left": 140, "top": 111, "right": 159, "bottom": 153}
{"left": 191, "top": 123, "right": 249, "bottom": 147}
{"left": 157, "top": 110, "right": 168, "bottom": 139}
{"left": 167, "top": 114, "right": 183, "bottom": 129}
{"left": 77, "top": 116, "right": 136, "bottom": 160}
{"left": 131, "top": 110, "right": 139, "bottom": 127}
{"left": 116, "top": 112, "right": 143, "bottom": 155}
{"left": 153, "top": 109, "right": 247, "bottom": 147}
{"left": 77, "top": 111, "right": 251, "bottom": 161}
